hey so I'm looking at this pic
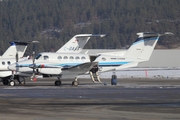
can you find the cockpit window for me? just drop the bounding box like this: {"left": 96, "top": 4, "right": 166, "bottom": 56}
{"left": 43, "top": 55, "right": 49, "bottom": 60}
{"left": 35, "top": 54, "right": 42, "bottom": 60}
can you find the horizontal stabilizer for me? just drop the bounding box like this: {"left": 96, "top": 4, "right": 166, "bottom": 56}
{"left": 75, "top": 34, "right": 106, "bottom": 38}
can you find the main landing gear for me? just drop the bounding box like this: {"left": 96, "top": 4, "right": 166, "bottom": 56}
{"left": 55, "top": 80, "right": 62, "bottom": 86}
{"left": 54, "top": 77, "right": 62, "bottom": 86}
{"left": 72, "top": 77, "right": 79, "bottom": 86}
{"left": 2, "top": 76, "right": 25, "bottom": 86}
{"left": 54, "top": 77, "right": 79, "bottom": 86}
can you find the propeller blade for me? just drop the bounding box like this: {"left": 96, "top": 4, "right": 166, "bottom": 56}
{"left": 15, "top": 52, "right": 19, "bottom": 63}
{"left": 30, "top": 51, "right": 37, "bottom": 82}
{"left": 32, "top": 51, "right": 35, "bottom": 63}
{"left": 12, "top": 52, "right": 19, "bottom": 78}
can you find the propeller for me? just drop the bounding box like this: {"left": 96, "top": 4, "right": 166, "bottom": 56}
{"left": 9, "top": 52, "right": 19, "bottom": 82}
{"left": 15, "top": 52, "right": 19, "bottom": 63}
{"left": 29, "top": 41, "right": 40, "bottom": 82}
{"left": 30, "top": 51, "right": 37, "bottom": 81}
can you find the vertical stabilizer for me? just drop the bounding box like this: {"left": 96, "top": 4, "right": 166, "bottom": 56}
{"left": 125, "top": 32, "right": 173, "bottom": 61}
{"left": 1, "top": 42, "right": 29, "bottom": 58}
{"left": 56, "top": 34, "right": 105, "bottom": 53}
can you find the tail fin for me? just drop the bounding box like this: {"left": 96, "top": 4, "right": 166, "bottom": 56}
{"left": 1, "top": 41, "right": 29, "bottom": 58}
{"left": 125, "top": 32, "right": 173, "bottom": 61}
{"left": 56, "top": 34, "right": 105, "bottom": 53}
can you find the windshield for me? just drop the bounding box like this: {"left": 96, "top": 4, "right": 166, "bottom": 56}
{"left": 35, "top": 54, "right": 42, "bottom": 60}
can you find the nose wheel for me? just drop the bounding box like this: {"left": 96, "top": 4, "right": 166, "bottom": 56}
{"left": 9, "top": 80, "right": 16, "bottom": 86}
{"left": 2, "top": 79, "right": 9, "bottom": 85}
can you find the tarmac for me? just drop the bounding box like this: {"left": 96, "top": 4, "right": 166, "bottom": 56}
{"left": 0, "top": 78, "right": 180, "bottom": 120}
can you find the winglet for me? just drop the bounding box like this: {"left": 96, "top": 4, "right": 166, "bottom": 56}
{"left": 161, "top": 32, "right": 174, "bottom": 36}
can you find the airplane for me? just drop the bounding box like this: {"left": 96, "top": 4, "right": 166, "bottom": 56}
{"left": 1, "top": 34, "right": 105, "bottom": 86}
{"left": 8, "top": 32, "right": 173, "bottom": 86}
{"left": 0, "top": 41, "right": 33, "bottom": 85}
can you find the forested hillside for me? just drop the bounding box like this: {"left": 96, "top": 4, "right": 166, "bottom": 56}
{"left": 1, "top": 0, "right": 180, "bottom": 55}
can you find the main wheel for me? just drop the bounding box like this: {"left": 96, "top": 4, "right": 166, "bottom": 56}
{"left": 9, "top": 80, "right": 16, "bottom": 86}
{"left": 2, "top": 79, "right": 9, "bottom": 85}
{"left": 72, "top": 81, "right": 79, "bottom": 86}
{"left": 55, "top": 80, "right": 61, "bottom": 86}
{"left": 20, "top": 80, "right": 26, "bottom": 85}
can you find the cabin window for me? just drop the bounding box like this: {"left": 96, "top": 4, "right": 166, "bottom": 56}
{"left": 43, "top": 56, "right": 49, "bottom": 60}
{"left": 7, "top": 61, "right": 11, "bottom": 65}
{"left": 69, "top": 56, "right": 74, "bottom": 60}
{"left": 36, "top": 54, "right": 42, "bottom": 60}
{"left": 58, "top": 56, "right": 62, "bottom": 60}
{"left": 64, "top": 56, "right": 68, "bottom": 59}
{"left": 81, "top": 56, "right": 86, "bottom": 60}
{"left": 2, "top": 61, "right": 5, "bottom": 65}
{"left": 75, "top": 56, "right": 80, "bottom": 60}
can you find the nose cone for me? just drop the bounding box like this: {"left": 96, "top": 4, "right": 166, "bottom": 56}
{"left": 8, "top": 63, "right": 16, "bottom": 71}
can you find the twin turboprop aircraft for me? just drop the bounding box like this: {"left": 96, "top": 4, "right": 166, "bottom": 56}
{"left": 1, "top": 34, "right": 105, "bottom": 86}
{"left": 8, "top": 32, "right": 173, "bottom": 86}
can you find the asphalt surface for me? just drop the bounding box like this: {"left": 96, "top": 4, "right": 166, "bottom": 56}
{"left": 0, "top": 78, "right": 180, "bottom": 120}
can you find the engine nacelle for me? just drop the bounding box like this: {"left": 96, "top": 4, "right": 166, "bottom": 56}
{"left": 38, "top": 68, "right": 62, "bottom": 75}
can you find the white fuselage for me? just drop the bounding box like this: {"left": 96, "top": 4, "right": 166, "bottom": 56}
{"left": 0, "top": 57, "right": 28, "bottom": 77}
{"left": 8, "top": 51, "right": 140, "bottom": 77}
{"left": 8, "top": 53, "right": 93, "bottom": 78}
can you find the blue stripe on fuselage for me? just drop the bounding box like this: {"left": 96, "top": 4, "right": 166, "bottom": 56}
{"left": 19, "top": 62, "right": 83, "bottom": 68}
{"left": 99, "top": 61, "right": 130, "bottom": 67}
{"left": 19, "top": 61, "right": 131, "bottom": 68}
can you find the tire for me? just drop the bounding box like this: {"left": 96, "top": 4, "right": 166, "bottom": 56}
{"left": 2, "top": 79, "right": 9, "bottom": 85}
{"left": 55, "top": 80, "right": 61, "bottom": 86}
{"left": 72, "top": 81, "right": 78, "bottom": 86}
{"left": 10, "top": 81, "right": 16, "bottom": 86}
{"left": 20, "top": 80, "right": 26, "bottom": 85}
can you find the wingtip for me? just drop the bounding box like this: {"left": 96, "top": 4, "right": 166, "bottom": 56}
{"left": 159, "top": 32, "right": 174, "bottom": 36}
{"left": 31, "top": 41, "right": 40, "bottom": 43}
{"left": 164, "top": 32, "right": 174, "bottom": 35}
{"left": 100, "top": 34, "right": 106, "bottom": 37}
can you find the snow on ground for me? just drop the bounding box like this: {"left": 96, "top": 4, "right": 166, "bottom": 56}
{"left": 79, "top": 69, "right": 180, "bottom": 79}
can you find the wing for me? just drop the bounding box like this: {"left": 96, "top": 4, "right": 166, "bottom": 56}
{"left": 62, "top": 62, "right": 98, "bottom": 73}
